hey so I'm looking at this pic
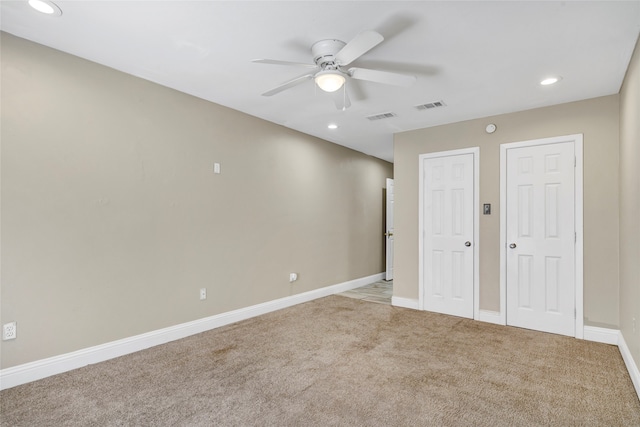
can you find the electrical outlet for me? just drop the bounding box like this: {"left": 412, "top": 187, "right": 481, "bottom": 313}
{"left": 3, "top": 322, "right": 17, "bottom": 340}
{"left": 289, "top": 273, "right": 298, "bottom": 283}
{"left": 200, "top": 288, "right": 207, "bottom": 300}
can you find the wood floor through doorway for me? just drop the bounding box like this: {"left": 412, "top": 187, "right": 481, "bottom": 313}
{"left": 337, "top": 279, "right": 392, "bottom": 305}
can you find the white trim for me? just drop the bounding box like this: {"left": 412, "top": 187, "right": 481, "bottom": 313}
{"left": 0, "top": 272, "right": 383, "bottom": 390}
{"left": 472, "top": 150, "right": 480, "bottom": 321}
{"left": 478, "top": 310, "right": 503, "bottom": 325}
{"left": 583, "top": 326, "right": 619, "bottom": 345}
{"left": 618, "top": 332, "right": 640, "bottom": 401}
{"left": 574, "top": 138, "right": 584, "bottom": 339}
{"left": 499, "top": 143, "right": 508, "bottom": 325}
{"left": 391, "top": 296, "right": 419, "bottom": 310}
{"left": 418, "top": 147, "right": 480, "bottom": 319}
{"left": 499, "top": 134, "right": 584, "bottom": 337}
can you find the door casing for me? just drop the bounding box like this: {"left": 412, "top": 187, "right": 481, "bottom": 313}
{"left": 499, "top": 134, "right": 584, "bottom": 338}
{"left": 419, "top": 147, "right": 480, "bottom": 319}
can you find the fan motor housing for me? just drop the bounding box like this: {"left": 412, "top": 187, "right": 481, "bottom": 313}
{"left": 312, "top": 39, "right": 346, "bottom": 68}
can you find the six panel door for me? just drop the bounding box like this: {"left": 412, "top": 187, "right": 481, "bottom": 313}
{"left": 423, "top": 153, "right": 475, "bottom": 319}
{"left": 505, "top": 141, "right": 575, "bottom": 336}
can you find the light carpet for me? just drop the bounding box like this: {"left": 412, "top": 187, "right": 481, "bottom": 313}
{"left": 1, "top": 295, "right": 639, "bottom": 426}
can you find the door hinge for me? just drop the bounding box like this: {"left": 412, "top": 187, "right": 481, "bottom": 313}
{"left": 575, "top": 232, "right": 577, "bottom": 243}
{"left": 574, "top": 308, "right": 576, "bottom": 319}
{"left": 574, "top": 157, "right": 577, "bottom": 167}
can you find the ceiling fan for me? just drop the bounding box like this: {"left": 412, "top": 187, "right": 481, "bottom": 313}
{"left": 253, "top": 30, "right": 416, "bottom": 110}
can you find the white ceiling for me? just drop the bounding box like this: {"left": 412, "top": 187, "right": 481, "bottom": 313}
{"left": 2, "top": 1, "right": 639, "bottom": 162}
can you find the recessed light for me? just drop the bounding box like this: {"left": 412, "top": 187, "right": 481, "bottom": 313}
{"left": 28, "top": 0, "right": 62, "bottom": 16}
{"left": 540, "top": 76, "right": 562, "bottom": 86}
{"left": 327, "top": 124, "right": 338, "bottom": 130}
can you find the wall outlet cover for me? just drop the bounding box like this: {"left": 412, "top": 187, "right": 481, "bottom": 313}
{"left": 3, "top": 322, "right": 17, "bottom": 340}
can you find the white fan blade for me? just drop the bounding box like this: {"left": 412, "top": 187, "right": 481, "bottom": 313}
{"left": 261, "top": 73, "right": 315, "bottom": 96}
{"left": 335, "top": 30, "right": 384, "bottom": 66}
{"left": 252, "top": 59, "right": 317, "bottom": 68}
{"left": 331, "top": 88, "right": 351, "bottom": 111}
{"left": 348, "top": 67, "right": 416, "bottom": 87}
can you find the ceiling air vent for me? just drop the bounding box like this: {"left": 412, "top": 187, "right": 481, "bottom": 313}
{"left": 415, "top": 101, "right": 446, "bottom": 110}
{"left": 366, "top": 112, "right": 397, "bottom": 121}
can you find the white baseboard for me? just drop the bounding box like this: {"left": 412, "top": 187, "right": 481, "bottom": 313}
{"left": 391, "top": 296, "right": 419, "bottom": 310}
{"left": 477, "top": 310, "right": 503, "bottom": 325}
{"left": 581, "top": 326, "right": 638, "bottom": 400}
{"left": 618, "top": 332, "right": 640, "bottom": 401}
{"left": 583, "top": 326, "right": 620, "bottom": 345}
{"left": 0, "top": 272, "right": 383, "bottom": 390}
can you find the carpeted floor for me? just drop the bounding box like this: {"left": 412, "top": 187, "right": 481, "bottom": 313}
{"left": 1, "top": 295, "right": 639, "bottom": 426}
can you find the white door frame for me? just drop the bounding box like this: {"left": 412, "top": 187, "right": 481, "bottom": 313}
{"left": 419, "top": 147, "right": 480, "bottom": 319}
{"left": 499, "top": 134, "right": 584, "bottom": 338}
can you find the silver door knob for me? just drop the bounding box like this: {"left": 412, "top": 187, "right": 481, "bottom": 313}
{"left": 509, "top": 243, "right": 517, "bottom": 249}
{"left": 465, "top": 241, "right": 471, "bottom": 247}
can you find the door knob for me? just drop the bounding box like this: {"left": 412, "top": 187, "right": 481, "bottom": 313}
{"left": 465, "top": 241, "right": 471, "bottom": 247}
{"left": 385, "top": 232, "right": 394, "bottom": 237}
{"left": 509, "top": 243, "right": 517, "bottom": 249}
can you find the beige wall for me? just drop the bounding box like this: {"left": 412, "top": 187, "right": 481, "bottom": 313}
{"left": 619, "top": 36, "right": 640, "bottom": 373}
{"left": 394, "top": 95, "right": 620, "bottom": 327}
{"left": 0, "top": 33, "right": 392, "bottom": 368}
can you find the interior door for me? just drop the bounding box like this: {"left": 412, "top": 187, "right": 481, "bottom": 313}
{"left": 422, "top": 153, "right": 475, "bottom": 318}
{"left": 505, "top": 141, "right": 575, "bottom": 336}
{"left": 385, "top": 178, "right": 394, "bottom": 281}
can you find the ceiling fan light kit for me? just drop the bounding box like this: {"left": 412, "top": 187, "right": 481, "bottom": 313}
{"left": 253, "top": 29, "right": 416, "bottom": 109}
{"left": 314, "top": 70, "right": 346, "bottom": 92}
